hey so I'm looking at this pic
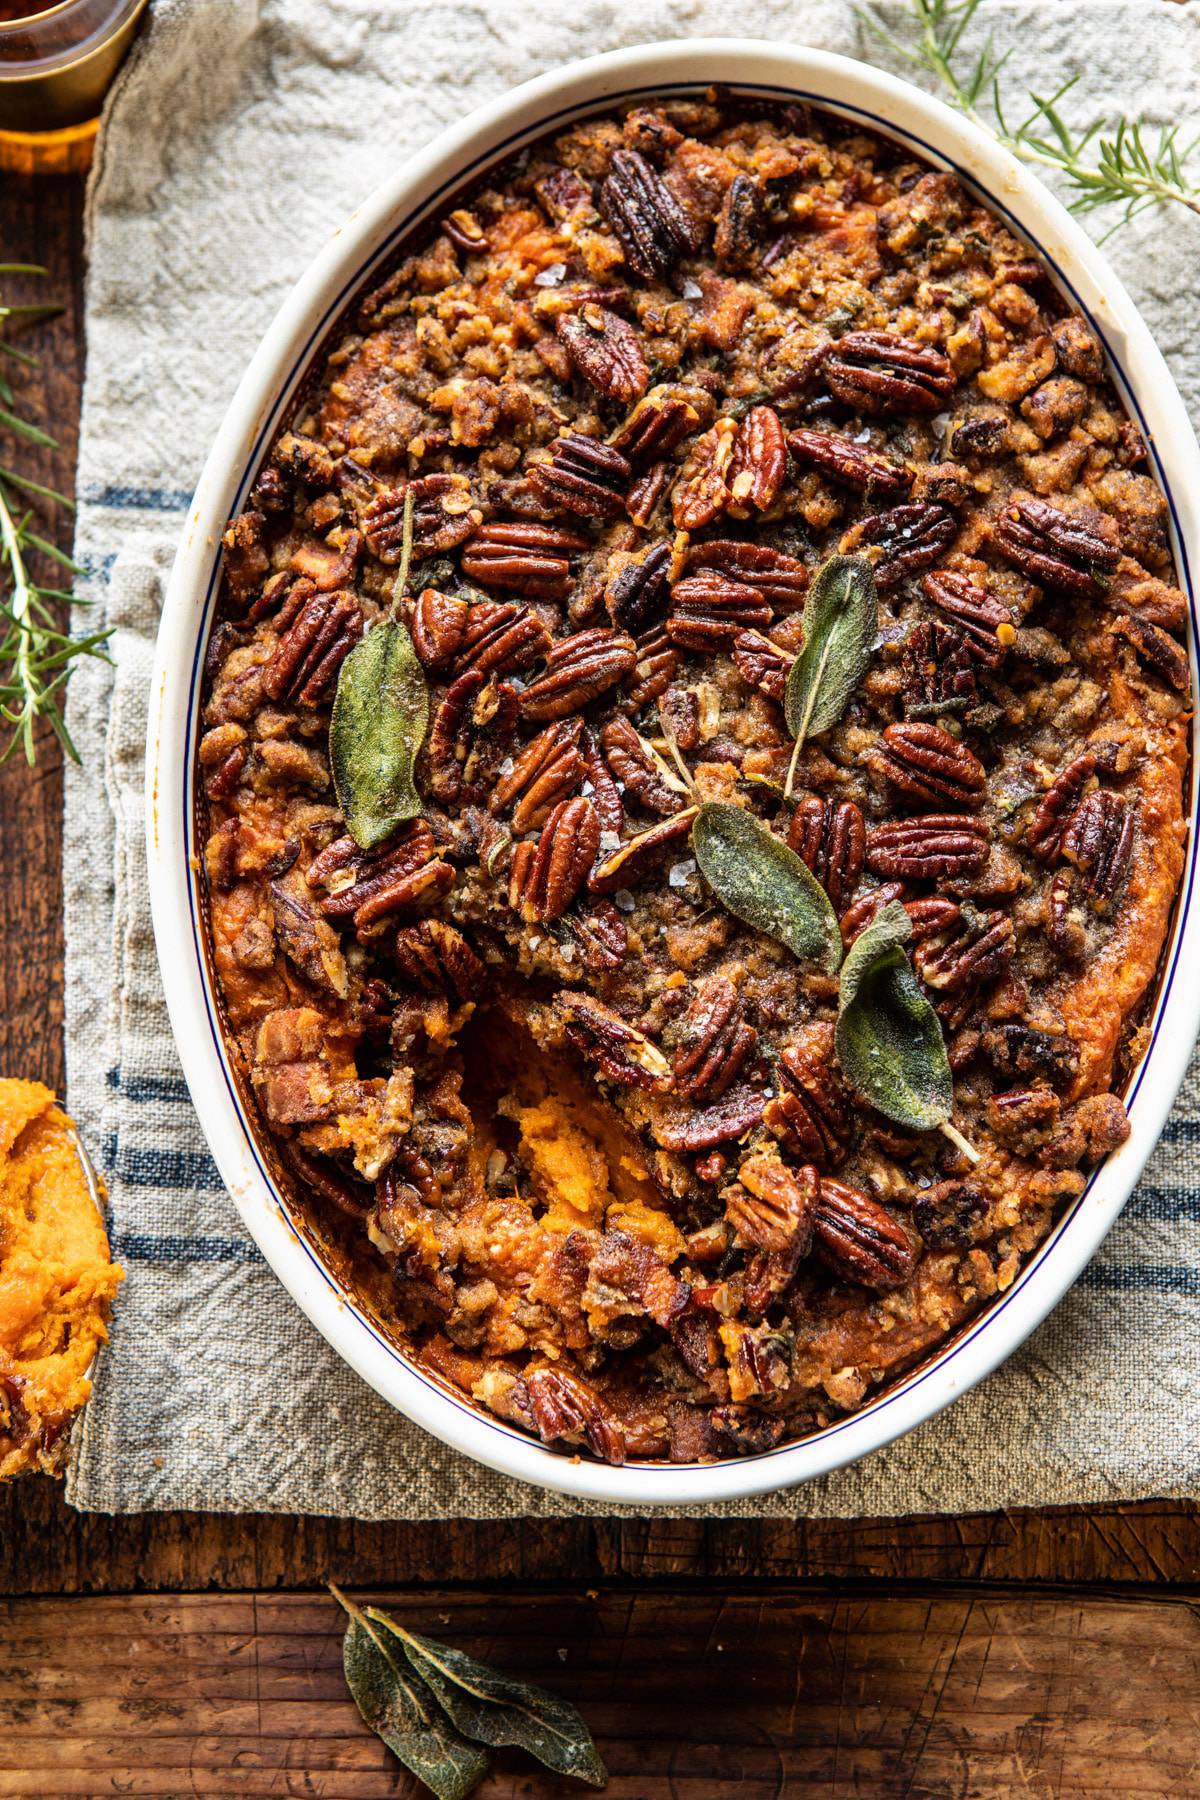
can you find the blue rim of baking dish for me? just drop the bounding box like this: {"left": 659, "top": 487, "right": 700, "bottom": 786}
{"left": 179, "top": 77, "right": 1198, "bottom": 1472}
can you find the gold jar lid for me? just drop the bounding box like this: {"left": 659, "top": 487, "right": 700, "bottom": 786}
{"left": 0, "top": 0, "right": 150, "bottom": 136}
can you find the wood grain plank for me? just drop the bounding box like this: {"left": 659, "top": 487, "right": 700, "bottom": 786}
{"left": 2, "top": 1588, "right": 1199, "bottom": 1798}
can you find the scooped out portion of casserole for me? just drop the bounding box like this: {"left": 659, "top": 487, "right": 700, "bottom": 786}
{"left": 198, "top": 92, "right": 1190, "bottom": 1464}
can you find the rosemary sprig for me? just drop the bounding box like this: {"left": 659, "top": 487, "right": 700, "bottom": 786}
{"left": 861, "top": 0, "right": 1200, "bottom": 233}
{"left": 0, "top": 264, "right": 112, "bottom": 765}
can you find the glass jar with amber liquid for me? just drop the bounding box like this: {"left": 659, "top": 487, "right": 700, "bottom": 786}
{"left": 0, "top": 0, "right": 149, "bottom": 173}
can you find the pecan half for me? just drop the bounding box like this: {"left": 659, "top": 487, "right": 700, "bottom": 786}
{"left": 393, "top": 918, "right": 485, "bottom": 999}
{"left": 588, "top": 806, "right": 698, "bottom": 894}
{"left": 786, "top": 795, "right": 866, "bottom": 910}
{"left": 427, "top": 670, "right": 520, "bottom": 804}
{"left": 824, "top": 330, "right": 955, "bottom": 416}
{"left": 626, "top": 460, "right": 673, "bottom": 528}
{"left": 714, "top": 174, "right": 763, "bottom": 270}
{"left": 570, "top": 897, "right": 628, "bottom": 970}
{"left": 621, "top": 625, "right": 680, "bottom": 711}
{"left": 580, "top": 725, "right": 624, "bottom": 837}
{"left": 764, "top": 1038, "right": 850, "bottom": 1166}
{"left": 522, "top": 1366, "right": 627, "bottom": 1465}
{"left": 726, "top": 405, "right": 786, "bottom": 514}
{"left": 672, "top": 419, "right": 738, "bottom": 530}
{"left": 599, "top": 147, "right": 695, "bottom": 282}
{"left": 529, "top": 432, "right": 633, "bottom": 521}
{"left": 687, "top": 540, "right": 809, "bottom": 610}
{"left": 601, "top": 715, "right": 684, "bottom": 814}
{"left": 672, "top": 976, "right": 758, "bottom": 1101}
{"left": 1026, "top": 753, "right": 1096, "bottom": 863}
{"left": 1061, "top": 789, "right": 1134, "bottom": 912}
{"left": 456, "top": 600, "right": 553, "bottom": 677}
{"left": 922, "top": 570, "right": 1015, "bottom": 667}
{"left": 787, "top": 427, "right": 913, "bottom": 498}
{"left": 556, "top": 305, "right": 649, "bottom": 403}
{"left": 993, "top": 497, "right": 1119, "bottom": 599}
{"left": 814, "top": 1179, "right": 916, "bottom": 1290}
{"left": 409, "top": 588, "right": 469, "bottom": 671}
{"left": 1112, "top": 613, "right": 1189, "bottom": 691}
{"left": 509, "top": 795, "right": 601, "bottom": 922}
{"left": 491, "top": 718, "right": 585, "bottom": 832}
{"left": 901, "top": 620, "right": 978, "bottom": 718}
{"left": 363, "top": 474, "right": 474, "bottom": 560}
{"left": 839, "top": 880, "right": 908, "bottom": 945}
{"left": 851, "top": 502, "right": 956, "bottom": 590}
{"left": 557, "top": 989, "right": 671, "bottom": 1087}
{"left": 308, "top": 820, "right": 454, "bottom": 933}
{"left": 610, "top": 386, "right": 704, "bottom": 462}
{"left": 876, "top": 721, "right": 986, "bottom": 810}
{"left": 732, "top": 629, "right": 791, "bottom": 703}
{"left": 866, "top": 814, "right": 990, "bottom": 880}
{"left": 460, "top": 521, "right": 589, "bottom": 601}
{"left": 262, "top": 588, "right": 362, "bottom": 706}
{"left": 653, "top": 1084, "right": 767, "bottom": 1152}
{"left": 606, "top": 542, "right": 672, "bottom": 635}
{"left": 912, "top": 902, "right": 1014, "bottom": 995}
{"left": 727, "top": 1155, "right": 817, "bottom": 1256}
{"left": 667, "top": 570, "right": 771, "bottom": 650}
{"left": 521, "top": 626, "right": 637, "bottom": 722}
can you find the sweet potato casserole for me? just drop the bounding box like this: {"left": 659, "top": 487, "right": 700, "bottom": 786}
{"left": 199, "top": 92, "right": 1191, "bottom": 1465}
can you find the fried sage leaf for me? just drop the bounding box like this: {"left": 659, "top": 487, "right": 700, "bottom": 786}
{"left": 330, "top": 617, "right": 429, "bottom": 849}
{"left": 368, "top": 1609, "right": 607, "bottom": 1788}
{"left": 692, "top": 800, "right": 842, "bottom": 974}
{"left": 336, "top": 1591, "right": 488, "bottom": 1800}
{"left": 784, "top": 553, "right": 877, "bottom": 793}
{"left": 834, "top": 899, "right": 952, "bottom": 1131}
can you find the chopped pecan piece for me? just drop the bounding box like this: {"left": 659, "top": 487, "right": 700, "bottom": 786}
{"left": 993, "top": 497, "right": 1120, "bottom": 599}
{"left": 787, "top": 427, "right": 913, "bottom": 497}
{"left": 529, "top": 432, "right": 633, "bottom": 521}
{"left": 409, "top": 588, "right": 469, "bottom": 671}
{"left": 601, "top": 716, "right": 684, "bottom": 814}
{"left": 290, "top": 529, "right": 362, "bottom": 593}
{"left": 606, "top": 542, "right": 672, "bottom": 635}
{"left": 672, "top": 976, "right": 758, "bottom": 1101}
{"left": 509, "top": 795, "right": 601, "bottom": 922}
{"left": 522, "top": 1366, "right": 627, "bottom": 1465}
{"left": 720, "top": 1318, "right": 792, "bottom": 1403}
{"left": 460, "top": 521, "right": 589, "bottom": 601}
{"left": 570, "top": 897, "right": 628, "bottom": 970}
{"left": 1112, "top": 613, "right": 1189, "bottom": 691}
{"left": 727, "top": 1155, "right": 817, "bottom": 1257}
{"left": 456, "top": 599, "right": 553, "bottom": 677}
{"left": 491, "top": 718, "right": 585, "bottom": 832}
{"left": 270, "top": 878, "right": 348, "bottom": 996}
{"left": 557, "top": 989, "right": 671, "bottom": 1087}
{"left": 610, "top": 386, "right": 704, "bottom": 462}
{"left": 787, "top": 796, "right": 865, "bottom": 909}
{"left": 824, "top": 330, "right": 955, "bottom": 415}
{"left": 948, "top": 414, "right": 1010, "bottom": 460}
{"left": 585, "top": 1228, "right": 687, "bottom": 1334}
{"left": 672, "top": 419, "right": 738, "bottom": 530}
{"left": 714, "top": 174, "right": 763, "bottom": 269}
{"left": 667, "top": 569, "right": 771, "bottom": 650}
{"left": 922, "top": 570, "right": 1015, "bottom": 667}
{"left": 556, "top": 304, "right": 650, "bottom": 403}
{"left": 913, "top": 1179, "right": 988, "bottom": 1250}
{"left": 427, "top": 670, "right": 520, "bottom": 805}
{"left": 308, "top": 821, "right": 454, "bottom": 933}
{"left": 520, "top": 626, "right": 637, "bottom": 722}
{"left": 866, "top": 814, "right": 990, "bottom": 880}
{"left": 709, "top": 1404, "right": 787, "bottom": 1454}
{"left": 262, "top": 588, "right": 363, "bottom": 706}
{"left": 901, "top": 620, "right": 978, "bottom": 718}
{"left": 764, "top": 1036, "right": 850, "bottom": 1167}
{"left": 726, "top": 405, "right": 787, "bottom": 514}
{"left": 732, "top": 629, "right": 791, "bottom": 703}
{"left": 687, "top": 539, "right": 808, "bottom": 610}
{"left": 876, "top": 721, "right": 986, "bottom": 810}
{"left": 850, "top": 502, "right": 956, "bottom": 590}
{"left": 1026, "top": 754, "right": 1097, "bottom": 863}
{"left": 599, "top": 147, "right": 696, "bottom": 282}
{"left": 814, "top": 1179, "right": 916, "bottom": 1290}
{"left": 393, "top": 918, "right": 485, "bottom": 999}
{"left": 588, "top": 806, "right": 698, "bottom": 894}
{"left": 363, "top": 474, "right": 474, "bottom": 560}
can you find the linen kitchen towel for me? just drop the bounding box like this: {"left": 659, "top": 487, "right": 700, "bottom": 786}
{"left": 64, "top": 0, "right": 1200, "bottom": 1518}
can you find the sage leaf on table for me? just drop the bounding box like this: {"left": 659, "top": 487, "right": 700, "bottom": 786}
{"left": 368, "top": 1608, "right": 608, "bottom": 1788}
{"left": 329, "top": 487, "right": 430, "bottom": 849}
{"left": 336, "top": 1591, "right": 489, "bottom": 1800}
{"left": 834, "top": 899, "right": 952, "bottom": 1133}
{"left": 784, "top": 553, "right": 877, "bottom": 795}
{"left": 692, "top": 800, "right": 842, "bottom": 974}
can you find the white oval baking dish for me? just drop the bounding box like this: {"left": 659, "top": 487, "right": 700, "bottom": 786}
{"left": 146, "top": 39, "right": 1200, "bottom": 1506}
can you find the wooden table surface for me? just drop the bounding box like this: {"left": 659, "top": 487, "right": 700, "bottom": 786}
{"left": 3, "top": 167, "right": 1200, "bottom": 1800}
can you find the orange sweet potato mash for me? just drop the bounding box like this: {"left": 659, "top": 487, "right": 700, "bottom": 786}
{"left": 0, "top": 1079, "right": 123, "bottom": 1478}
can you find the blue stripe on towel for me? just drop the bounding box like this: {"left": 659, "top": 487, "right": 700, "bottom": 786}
{"left": 1079, "top": 1263, "right": 1199, "bottom": 1295}
{"left": 106, "top": 1067, "right": 193, "bottom": 1104}
{"left": 103, "top": 1137, "right": 222, "bottom": 1190}
{"left": 78, "top": 482, "right": 193, "bottom": 512}
{"left": 110, "top": 1230, "right": 261, "bottom": 1265}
